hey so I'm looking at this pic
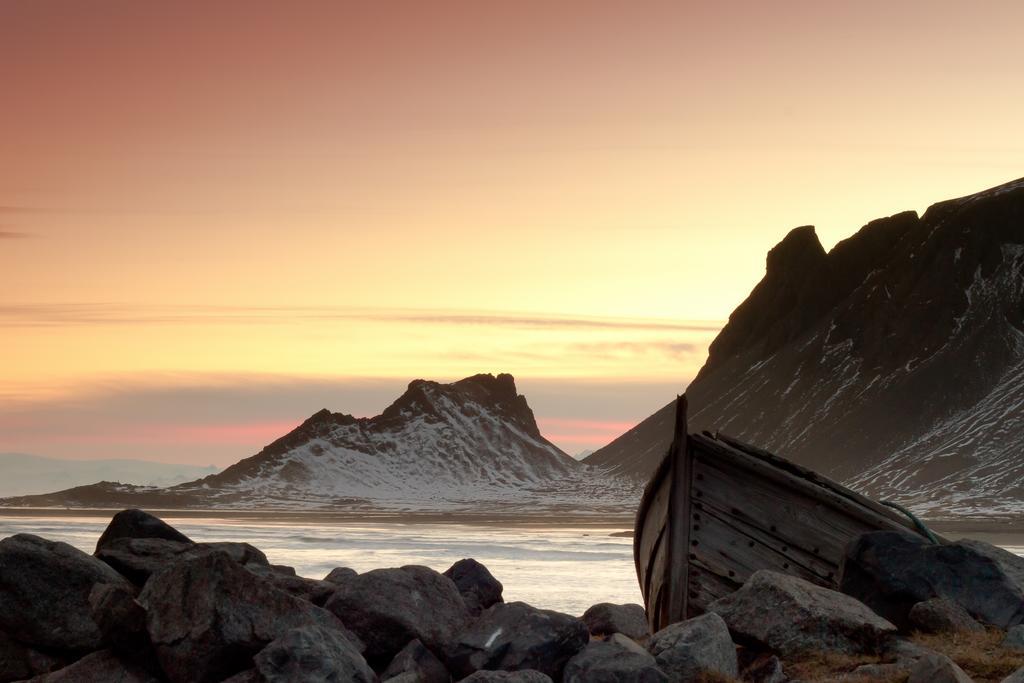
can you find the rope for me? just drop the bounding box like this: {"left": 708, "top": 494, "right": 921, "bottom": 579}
{"left": 881, "top": 500, "right": 940, "bottom": 544}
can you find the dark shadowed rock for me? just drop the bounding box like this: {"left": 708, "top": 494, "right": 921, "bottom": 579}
{"left": 381, "top": 638, "right": 449, "bottom": 683}
{"left": 324, "top": 565, "right": 469, "bottom": 667}
{"left": 909, "top": 597, "right": 985, "bottom": 634}
{"left": 445, "top": 601, "right": 589, "bottom": 681}
{"left": 246, "top": 564, "right": 335, "bottom": 605}
{"left": 88, "top": 583, "right": 156, "bottom": 671}
{"left": 95, "top": 537, "right": 193, "bottom": 585}
{"left": 647, "top": 612, "right": 737, "bottom": 681}
{"left": 841, "top": 530, "right": 1024, "bottom": 629}
{"left": 606, "top": 634, "right": 649, "bottom": 657}
{"left": 563, "top": 640, "right": 667, "bottom": 682}
{"left": 0, "top": 632, "right": 63, "bottom": 682}
{"left": 581, "top": 603, "right": 649, "bottom": 641}
{"left": 324, "top": 567, "right": 358, "bottom": 585}
{"left": 460, "top": 671, "right": 553, "bottom": 682}
{"left": 139, "top": 550, "right": 356, "bottom": 683}
{"left": 741, "top": 653, "right": 787, "bottom": 683}
{"left": 23, "top": 649, "right": 160, "bottom": 683}
{"left": 907, "top": 652, "right": 972, "bottom": 683}
{"left": 251, "top": 624, "right": 374, "bottom": 683}
{"left": 95, "top": 509, "right": 193, "bottom": 553}
{"left": 217, "top": 670, "right": 260, "bottom": 683}
{"left": 1004, "top": 625, "right": 1024, "bottom": 650}
{"left": 0, "top": 534, "right": 133, "bottom": 653}
{"left": 443, "top": 558, "right": 503, "bottom": 616}
{"left": 709, "top": 570, "right": 895, "bottom": 657}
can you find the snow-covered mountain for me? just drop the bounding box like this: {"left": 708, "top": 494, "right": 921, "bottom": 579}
{"left": 586, "top": 177, "right": 1024, "bottom": 519}
{"left": 2, "top": 374, "right": 639, "bottom": 513}
{"left": 0, "top": 454, "right": 218, "bottom": 497}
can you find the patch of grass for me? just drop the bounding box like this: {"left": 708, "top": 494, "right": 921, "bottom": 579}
{"left": 784, "top": 652, "right": 906, "bottom": 683}
{"left": 913, "top": 628, "right": 1024, "bottom": 682}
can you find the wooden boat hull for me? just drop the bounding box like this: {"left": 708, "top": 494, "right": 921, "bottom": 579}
{"left": 634, "top": 396, "right": 936, "bottom": 633}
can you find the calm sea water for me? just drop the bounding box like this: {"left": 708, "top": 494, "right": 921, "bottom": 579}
{"left": 0, "top": 516, "right": 641, "bottom": 615}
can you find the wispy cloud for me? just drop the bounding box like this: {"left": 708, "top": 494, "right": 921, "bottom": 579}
{"left": 0, "top": 303, "right": 723, "bottom": 333}
{"left": 0, "top": 231, "right": 31, "bottom": 239}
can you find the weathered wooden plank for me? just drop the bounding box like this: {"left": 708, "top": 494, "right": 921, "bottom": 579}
{"left": 664, "top": 396, "right": 691, "bottom": 629}
{"left": 685, "top": 562, "right": 738, "bottom": 617}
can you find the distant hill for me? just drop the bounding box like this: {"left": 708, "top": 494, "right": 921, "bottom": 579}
{"left": 0, "top": 453, "right": 218, "bottom": 498}
{"left": 2, "top": 374, "right": 637, "bottom": 513}
{"left": 586, "top": 177, "right": 1024, "bottom": 519}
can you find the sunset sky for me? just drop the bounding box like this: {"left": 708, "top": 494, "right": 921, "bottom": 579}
{"left": 2, "top": 1, "right": 1022, "bottom": 465}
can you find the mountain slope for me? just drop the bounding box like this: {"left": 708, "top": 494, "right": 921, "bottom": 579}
{"left": 586, "top": 177, "right": 1024, "bottom": 518}
{"left": 0, "top": 454, "right": 218, "bottom": 497}
{"left": 3, "top": 373, "right": 637, "bottom": 513}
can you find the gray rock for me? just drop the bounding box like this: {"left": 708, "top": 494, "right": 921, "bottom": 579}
{"left": 906, "top": 653, "right": 972, "bottom": 683}
{"left": 443, "top": 558, "right": 504, "bottom": 616}
{"left": 252, "top": 624, "right": 374, "bottom": 683}
{"left": 324, "top": 565, "right": 469, "bottom": 667}
{"left": 909, "top": 598, "right": 984, "bottom": 634}
{"left": 1004, "top": 624, "right": 1024, "bottom": 650}
{"left": 95, "top": 509, "right": 192, "bottom": 553}
{"left": 96, "top": 537, "right": 271, "bottom": 586}
{"left": 245, "top": 564, "right": 335, "bottom": 605}
{"left": 606, "top": 633, "right": 649, "bottom": 657}
{"left": 563, "top": 640, "right": 667, "bottom": 682}
{"left": 139, "top": 550, "right": 356, "bottom": 683}
{"left": 742, "top": 653, "right": 787, "bottom": 683}
{"left": 323, "top": 566, "right": 358, "bottom": 585}
{"left": 88, "top": 583, "right": 157, "bottom": 671}
{"left": 581, "top": 603, "right": 649, "bottom": 641}
{"left": 709, "top": 569, "right": 896, "bottom": 657}
{"left": 445, "top": 601, "right": 589, "bottom": 681}
{"left": 647, "top": 612, "right": 737, "bottom": 681}
{"left": 22, "top": 650, "right": 160, "bottom": 683}
{"left": 841, "top": 530, "right": 1024, "bottom": 629}
{"left": 1004, "top": 666, "right": 1024, "bottom": 683}
{"left": 0, "top": 534, "right": 134, "bottom": 653}
{"left": 460, "top": 671, "right": 553, "bottom": 682}
{"left": 381, "top": 638, "right": 449, "bottom": 683}
{"left": 0, "top": 631, "right": 63, "bottom": 682}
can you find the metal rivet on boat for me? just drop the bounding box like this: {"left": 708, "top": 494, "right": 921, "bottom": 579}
{"left": 690, "top": 592, "right": 698, "bottom": 599}
{"left": 693, "top": 524, "right": 700, "bottom": 531}
{"left": 694, "top": 513, "right": 701, "bottom": 521}
{"left": 694, "top": 502, "right": 703, "bottom": 510}
{"left": 813, "top": 547, "right": 820, "bottom": 554}
{"left": 783, "top": 563, "right": 790, "bottom": 569}
{"left": 770, "top": 525, "right": 777, "bottom": 532}
{"left": 689, "top": 553, "right": 696, "bottom": 560}
{"left": 728, "top": 570, "right": 735, "bottom": 577}
{"left": 691, "top": 540, "right": 699, "bottom": 547}
{"left": 782, "top": 545, "right": 788, "bottom": 552}
{"left": 695, "top": 490, "right": 703, "bottom": 498}
{"left": 748, "top": 540, "right": 755, "bottom": 547}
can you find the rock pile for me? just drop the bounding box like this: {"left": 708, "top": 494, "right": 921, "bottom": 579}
{"left": 1, "top": 511, "right": 1024, "bottom": 682}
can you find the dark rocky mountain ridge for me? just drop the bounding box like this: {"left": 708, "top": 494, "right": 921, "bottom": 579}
{"left": 586, "top": 177, "right": 1024, "bottom": 518}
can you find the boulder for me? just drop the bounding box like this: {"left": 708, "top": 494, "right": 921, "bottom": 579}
{"left": 445, "top": 601, "right": 588, "bottom": 681}
{"left": 606, "top": 634, "right": 649, "bottom": 657}
{"left": 88, "top": 583, "right": 156, "bottom": 671}
{"left": 95, "top": 509, "right": 192, "bottom": 552}
{"left": 909, "top": 598, "right": 984, "bottom": 634}
{"left": 251, "top": 624, "right": 374, "bottom": 683}
{"left": 139, "top": 550, "right": 357, "bottom": 683}
{"left": 460, "top": 672, "right": 553, "bottom": 682}
{"left": 381, "top": 638, "right": 449, "bottom": 683}
{"left": 647, "top": 612, "right": 737, "bottom": 681}
{"left": 0, "top": 632, "right": 63, "bottom": 682}
{"left": 709, "top": 569, "right": 896, "bottom": 657}
{"left": 563, "top": 640, "right": 667, "bottom": 682}
{"left": 0, "top": 534, "right": 134, "bottom": 653}
{"left": 245, "top": 564, "right": 335, "bottom": 605}
{"left": 22, "top": 649, "right": 160, "bottom": 683}
{"left": 581, "top": 603, "right": 649, "bottom": 641}
{"left": 906, "top": 653, "right": 973, "bottom": 683}
{"left": 1004, "top": 625, "right": 1024, "bottom": 650}
{"left": 96, "top": 537, "right": 272, "bottom": 586}
{"left": 741, "top": 653, "right": 787, "bottom": 683}
{"left": 324, "top": 567, "right": 358, "bottom": 585}
{"left": 1005, "top": 667, "right": 1024, "bottom": 683}
{"left": 840, "top": 530, "right": 1024, "bottom": 629}
{"left": 95, "top": 537, "right": 193, "bottom": 585}
{"left": 443, "top": 559, "right": 504, "bottom": 616}
{"left": 324, "top": 565, "right": 469, "bottom": 667}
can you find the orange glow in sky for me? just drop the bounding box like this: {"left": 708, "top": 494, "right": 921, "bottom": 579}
{"left": 1, "top": 1, "right": 1022, "bottom": 464}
